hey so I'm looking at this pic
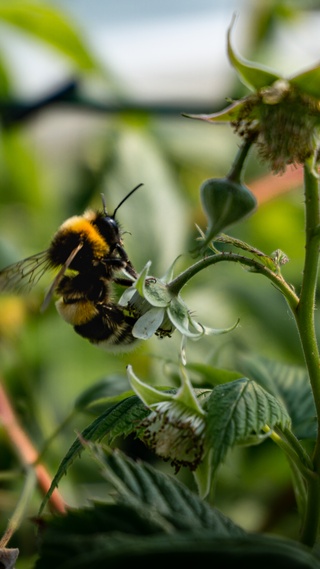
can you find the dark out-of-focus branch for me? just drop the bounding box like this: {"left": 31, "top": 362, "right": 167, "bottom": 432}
{"left": 0, "top": 78, "right": 219, "bottom": 126}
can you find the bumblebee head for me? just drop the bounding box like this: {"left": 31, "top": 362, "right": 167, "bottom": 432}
{"left": 94, "top": 183, "right": 144, "bottom": 255}
{"left": 94, "top": 212, "right": 121, "bottom": 250}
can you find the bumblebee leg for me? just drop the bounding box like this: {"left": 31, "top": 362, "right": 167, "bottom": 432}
{"left": 102, "top": 257, "right": 137, "bottom": 280}
{"left": 113, "top": 277, "right": 135, "bottom": 287}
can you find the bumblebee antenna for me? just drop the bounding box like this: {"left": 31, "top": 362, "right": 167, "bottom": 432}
{"left": 112, "top": 183, "right": 144, "bottom": 218}
{"left": 100, "top": 193, "right": 108, "bottom": 216}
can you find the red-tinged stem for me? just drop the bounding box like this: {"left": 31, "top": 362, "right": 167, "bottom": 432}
{"left": 0, "top": 381, "right": 67, "bottom": 521}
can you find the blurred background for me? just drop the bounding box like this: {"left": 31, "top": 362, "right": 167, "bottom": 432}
{"left": 0, "top": 0, "right": 319, "bottom": 561}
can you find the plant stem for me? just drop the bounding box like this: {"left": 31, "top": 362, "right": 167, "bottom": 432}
{"left": 293, "top": 158, "right": 320, "bottom": 546}
{"left": 296, "top": 160, "right": 320, "bottom": 454}
{"left": 0, "top": 381, "right": 67, "bottom": 515}
{"left": 0, "top": 468, "right": 36, "bottom": 548}
{"left": 270, "top": 427, "right": 314, "bottom": 480}
{"left": 228, "top": 137, "right": 255, "bottom": 183}
{"left": 168, "top": 252, "right": 299, "bottom": 311}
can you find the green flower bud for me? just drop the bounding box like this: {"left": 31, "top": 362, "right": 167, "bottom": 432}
{"left": 200, "top": 176, "right": 257, "bottom": 249}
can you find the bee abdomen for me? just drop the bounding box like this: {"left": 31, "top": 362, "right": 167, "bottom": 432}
{"left": 74, "top": 304, "right": 138, "bottom": 349}
{"left": 55, "top": 297, "right": 99, "bottom": 326}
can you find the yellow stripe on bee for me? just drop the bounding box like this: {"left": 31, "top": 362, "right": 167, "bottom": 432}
{"left": 55, "top": 297, "right": 99, "bottom": 325}
{"left": 59, "top": 214, "right": 109, "bottom": 256}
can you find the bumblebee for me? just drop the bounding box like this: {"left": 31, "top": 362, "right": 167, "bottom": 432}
{"left": 0, "top": 185, "right": 143, "bottom": 350}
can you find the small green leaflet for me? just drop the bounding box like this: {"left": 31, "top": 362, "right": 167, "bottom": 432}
{"left": 206, "top": 378, "right": 291, "bottom": 475}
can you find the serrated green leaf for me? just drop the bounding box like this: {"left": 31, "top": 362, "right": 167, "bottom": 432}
{"left": 37, "top": 449, "right": 247, "bottom": 569}
{"left": 35, "top": 451, "right": 320, "bottom": 568}
{"left": 239, "top": 356, "right": 316, "bottom": 439}
{"left": 87, "top": 448, "right": 245, "bottom": 534}
{"left": 39, "top": 397, "right": 149, "bottom": 514}
{"left": 235, "top": 355, "right": 280, "bottom": 396}
{"left": 206, "top": 378, "right": 291, "bottom": 474}
{"left": 0, "top": 0, "right": 98, "bottom": 71}
{"left": 269, "top": 363, "right": 316, "bottom": 440}
{"left": 227, "top": 16, "right": 281, "bottom": 91}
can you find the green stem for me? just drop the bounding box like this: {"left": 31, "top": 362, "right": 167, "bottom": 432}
{"left": 228, "top": 137, "right": 255, "bottom": 183}
{"left": 296, "top": 160, "right": 320, "bottom": 453}
{"left": 299, "top": 476, "right": 320, "bottom": 547}
{"left": 0, "top": 467, "right": 36, "bottom": 547}
{"left": 270, "top": 426, "right": 314, "bottom": 478}
{"left": 266, "top": 428, "right": 317, "bottom": 527}
{"left": 293, "top": 158, "right": 320, "bottom": 546}
{"left": 168, "top": 252, "right": 299, "bottom": 311}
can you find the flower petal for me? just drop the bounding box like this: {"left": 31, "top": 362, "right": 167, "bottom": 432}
{"left": 132, "top": 307, "right": 165, "bottom": 339}
{"left": 168, "top": 297, "right": 203, "bottom": 338}
{"left": 118, "top": 286, "right": 136, "bottom": 307}
{"left": 143, "top": 277, "right": 173, "bottom": 307}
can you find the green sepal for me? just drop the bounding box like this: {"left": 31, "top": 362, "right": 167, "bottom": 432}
{"left": 227, "top": 16, "right": 281, "bottom": 91}
{"left": 127, "top": 365, "right": 174, "bottom": 407}
{"left": 290, "top": 63, "right": 320, "bottom": 99}
{"left": 135, "top": 261, "right": 152, "bottom": 297}
{"left": 175, "top": 365, "right": 206, "bottom": 416}
{"left": 183, "top": 98, "right": 248, "bottom": 124}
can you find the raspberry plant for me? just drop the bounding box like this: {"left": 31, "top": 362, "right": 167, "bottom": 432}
{"left": 3, "top": 14, "right": 320, "bottom": 569}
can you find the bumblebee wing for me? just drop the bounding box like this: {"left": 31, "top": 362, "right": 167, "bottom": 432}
{"left": 0, "top": 250, "right": 51, "bottom": 294}
{"left": 41, "top": 242, "right": 83, "bottom": 312}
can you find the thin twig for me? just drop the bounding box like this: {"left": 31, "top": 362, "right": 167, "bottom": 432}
{"left": 0, "top": 381, "right": 66, "bottom": 516}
